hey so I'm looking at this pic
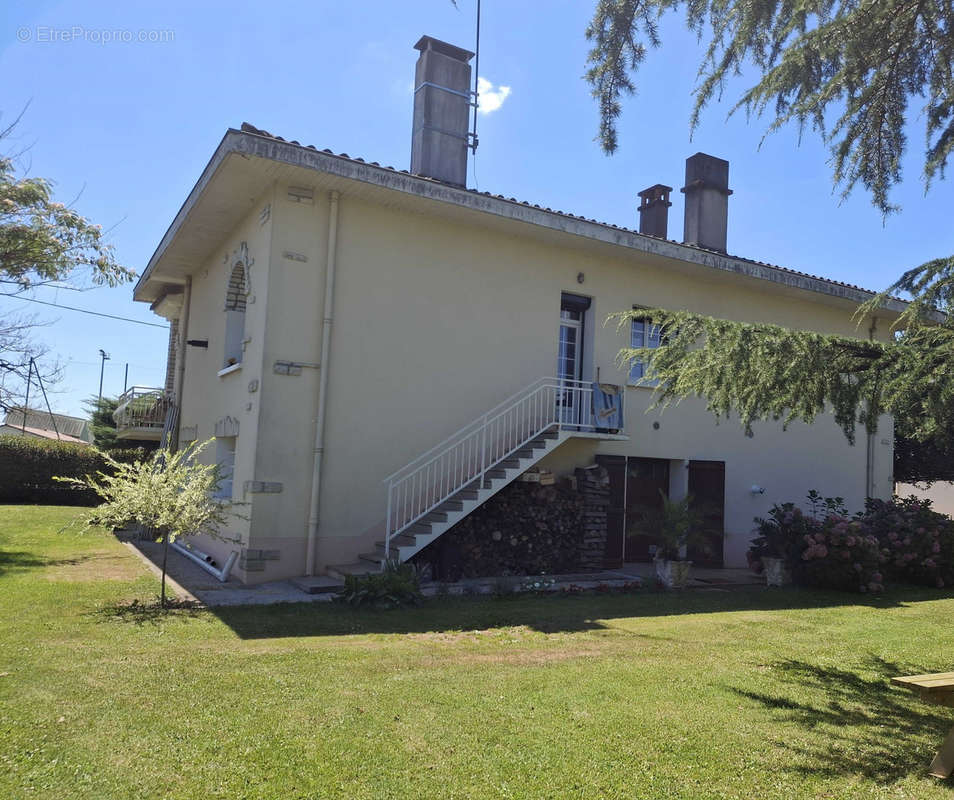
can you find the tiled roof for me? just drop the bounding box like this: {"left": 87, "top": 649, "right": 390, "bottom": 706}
{"left": 239, "top": 122, "right": 879, "bottom": 297}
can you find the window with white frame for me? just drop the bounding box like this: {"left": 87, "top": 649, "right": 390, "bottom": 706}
{"left": 214, "top": 436, "right": 236, "bottom": 500}
{"left": 629, "top": 315, "right": 662, "bottom": 385}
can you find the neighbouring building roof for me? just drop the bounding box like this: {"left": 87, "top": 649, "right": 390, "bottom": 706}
{"left": 1, "top": 407, "right": 92, "bottom": 442}
{"left": 135, "top": 122, "right": 907, "bottom": 316}
{"left": 0, "top": 423, "right": 90, "bottom": 445}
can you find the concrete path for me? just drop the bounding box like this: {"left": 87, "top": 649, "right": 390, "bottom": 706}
{"left": 123, "top": 535, "right": 763, "bottom": 607}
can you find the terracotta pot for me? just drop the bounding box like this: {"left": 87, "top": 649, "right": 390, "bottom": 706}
{"left": 762, "top": 557, "right": 791, "bottom": 587}
{"left": 654, "top": 558, "right": 692, "bottom": 589}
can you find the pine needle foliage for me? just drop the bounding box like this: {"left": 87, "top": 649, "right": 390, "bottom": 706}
{"left": 585, "top": 0, "right": 954, "bottom": 214}
{"left": 612, "top": 252, "right": 954, "bottom": 477}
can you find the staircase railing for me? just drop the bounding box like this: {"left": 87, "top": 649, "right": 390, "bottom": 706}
{"left": 384, "top": 376, "right": 615, "bottom": 556}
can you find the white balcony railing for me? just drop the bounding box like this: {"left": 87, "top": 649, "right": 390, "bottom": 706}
{"left": 113, "top": 386, "right": 173, "bottom": 433}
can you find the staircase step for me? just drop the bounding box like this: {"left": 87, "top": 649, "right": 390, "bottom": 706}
{"left": 424, "top": 511, "right": 447, "bottom": 523}
{"left": 291, "top": 575, "right": 344, "bottom": 594}
{"left": 453, "top": 489, "right": 479, "bottom": 502}
{"left": 327, "top": 562, "right": 378, "bottom": 580}
{"left": 514, "top": 449, "right": 535, "bottom": 459}
{"left": 499, "top": 459, "right": 520, "bottom": 469}
{"left": 540, "top": 430, "right": 559, "bottom": 440}
{"left": 440, "top": 499, "right": 463, "bottom": 512}
{"left": 486, "top": 468, "right": 506, "bottom": 479}
{"left": 409, "top": 522, "right": 432, "bottom": 536}
{"left": 359, "top": 551, "right": 385, "bottom": 565}
{"left": 377, "top": 534, "right": 416, "bottom": 549}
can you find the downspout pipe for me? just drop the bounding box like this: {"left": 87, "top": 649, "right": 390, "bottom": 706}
{"left": 305, "top": 190, "right": 340, "bottom": 575}
{"left": 865, "top": 317, "right": 877, "bottom": 498}
{"left": 171, "top": 540, "right": 237, "bottom": 582}
{"left": 172, "top": 276, "right": 192, "bottom": 451}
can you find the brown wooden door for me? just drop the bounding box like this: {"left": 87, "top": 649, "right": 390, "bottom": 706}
{"left": 625, "top": 458, "right": 670, "bottom": 562}
{"left": 688, "top": 460, "right": 725, "bottom": 567}
{"left": 596, "top": 455, "right": 625, "bottom": 568}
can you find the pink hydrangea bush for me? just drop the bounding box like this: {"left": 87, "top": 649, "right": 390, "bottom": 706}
{"left": 750, "top": 492, "right": 954, "bottom": 593}
{"left": 860, "top": 496, "right": 954, "bottom": 589}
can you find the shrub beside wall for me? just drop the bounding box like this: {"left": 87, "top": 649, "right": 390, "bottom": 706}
{"left": 750, "top": 492, "right": 954, "bottom": 592}
{"left": 0, "top": 435, "right": 147, "bottom": 505}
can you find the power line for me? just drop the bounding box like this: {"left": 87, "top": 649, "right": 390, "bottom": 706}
{"left": 1, "top": 294, "right": 168, "bottom": 329}
{"left": 0, "top": 279, "right": 89, "bottom": 292}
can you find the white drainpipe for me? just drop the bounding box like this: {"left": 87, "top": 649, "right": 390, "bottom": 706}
{"left": 171, "top": 540, "right": 238, "bottom": 582}
{"left": 172, "top": 276, "right": 192, "bottom": 449}
{"left": 305, "top": 190, "right": 340, "bottom": 575}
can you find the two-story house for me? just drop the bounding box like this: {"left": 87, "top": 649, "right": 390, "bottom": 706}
{"left": 122, "top": 35, "right": 900, "bottom": 585}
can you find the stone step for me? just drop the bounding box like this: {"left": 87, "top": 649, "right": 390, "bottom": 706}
{"left": 326, "top": 562, "right": 377, "bottom": 580}
{"left": 290, "top": 575, "right": 344, "bottom": 594}
{"left": 358, "top": 550, "right": 386, "bottom": 565}
{"left": 377, "top": 534, "right": 416, "bottom": 549}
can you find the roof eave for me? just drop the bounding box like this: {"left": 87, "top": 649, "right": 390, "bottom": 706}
{"left": 136, "top": 128, "right": 909, "bottom": 316}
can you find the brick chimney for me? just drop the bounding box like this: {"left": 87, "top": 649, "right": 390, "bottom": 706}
{"left": 637, "top": 184, "right": 673, "bottom": 238}
{"left": 681, "top": 153, "right": 732, "bottom": 252}
{"left": 410, "top": 36, "right": 475, "bottom": 187}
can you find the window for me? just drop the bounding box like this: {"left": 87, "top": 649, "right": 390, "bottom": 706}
{"left": 629, "top": 315, "right": 662, "bottom": 385}
{"left": 214, "top": 436, "right": 236, "bottom": 500}
{"left": 223, "top": 263, "right": 247, "bottom": 368}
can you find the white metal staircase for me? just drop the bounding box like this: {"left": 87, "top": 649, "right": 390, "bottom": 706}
{"left": 326, "top": 377, "right": 626, "bottom": 579}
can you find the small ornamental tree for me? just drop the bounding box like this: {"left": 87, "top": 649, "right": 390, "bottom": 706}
{"left": 58, "top": 439, "right": 237, "bottom": 607}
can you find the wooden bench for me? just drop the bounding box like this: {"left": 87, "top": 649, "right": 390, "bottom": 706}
{"left": 892, "top": 672, "right": 954, "bottom": 778}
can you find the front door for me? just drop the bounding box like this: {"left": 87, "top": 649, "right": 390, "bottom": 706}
{"left": 688, "top": 460, "right": 725, "bottom": 566}
{"left": 625, "top": 457, "right": 671, "bottom": 561}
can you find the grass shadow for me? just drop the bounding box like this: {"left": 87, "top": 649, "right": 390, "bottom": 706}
{"left": 93, "top": 598, "right": 205, "bottom": 626}
{"left": 210, "top": 585, "right": 950, "bottom": 640}
{"left": 0, "top": 548, "right": 97, "bottom": 576}
{"left": 730, "top": 656, "right": 954, "bottom": 782}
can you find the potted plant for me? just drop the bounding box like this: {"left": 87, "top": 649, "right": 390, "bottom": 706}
{"left": 749, "top": 503, "right": 803, "bottom": 587}
{"left": 646, "top": 491, "right": 703, "bottom": 589}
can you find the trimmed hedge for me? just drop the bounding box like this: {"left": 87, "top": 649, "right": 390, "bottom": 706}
{"left": 0, "top": 435, "right": 148, "bottom": 505}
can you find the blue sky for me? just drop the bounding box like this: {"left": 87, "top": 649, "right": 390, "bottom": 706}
{"left": 3, "top": 0, "right": 953, "bottom": 417}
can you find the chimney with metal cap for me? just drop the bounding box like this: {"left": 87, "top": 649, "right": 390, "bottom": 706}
{"left": 637, "top": 184, "right": 673, "bottom": 238}
{"left": 410, "top": 35, "right": 475, "bottom": 187}
{"left": 681, "top": 153, "right": 732, "bottom": 252}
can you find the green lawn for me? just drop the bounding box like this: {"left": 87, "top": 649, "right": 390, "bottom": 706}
{"left": 2, "top": 506, "right": 954, "bottom": 799}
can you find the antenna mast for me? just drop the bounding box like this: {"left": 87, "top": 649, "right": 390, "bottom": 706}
{"left": 469, "top": 0, "right": 481, "bottom": 154}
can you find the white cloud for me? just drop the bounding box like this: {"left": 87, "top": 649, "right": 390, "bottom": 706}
{"left": 477, "top": 77, "right": 512, "bottom": 114}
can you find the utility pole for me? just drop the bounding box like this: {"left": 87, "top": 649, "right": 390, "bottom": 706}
{"left": 98, "top": 349, "right": 110, "bottom": 402}
{"left": 123, "top": 362, "right": 129, "bottom": 393}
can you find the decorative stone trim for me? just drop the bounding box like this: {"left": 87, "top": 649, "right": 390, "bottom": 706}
{"left": 239, "top": 547, "right": 281, "bottom": 572}
{"left": 282, "top": 250, "right": 307, "bottom": 262}
{"left": 243, "top": 481, "right": 283, "bottom": 494}
{"left": 214, "top": 416, "right": 240, "bottom": 437}
{"left": 225, "top": 262, "right": 247, "bottom": 312}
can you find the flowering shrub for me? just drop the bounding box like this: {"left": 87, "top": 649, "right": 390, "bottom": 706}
{"left": 750, "top": 491, "right": 954, "bottom": 593}
{"left": 861, "top": 496, "right": 954, "bottom": 589}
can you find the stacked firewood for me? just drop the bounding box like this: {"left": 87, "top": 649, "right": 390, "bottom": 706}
{"left": 412, "top": 480, "right": 586, "bottom": 579}
{"left": 576, "top": 465, "right": 611, "bottom": 569}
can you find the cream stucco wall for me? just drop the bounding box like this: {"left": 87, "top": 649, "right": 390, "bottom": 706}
{"left": 173, "top": 190, "right": 275, "bottom": 582}
{"left": 173, "top": 182, "right": 895, "bottom": 582}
